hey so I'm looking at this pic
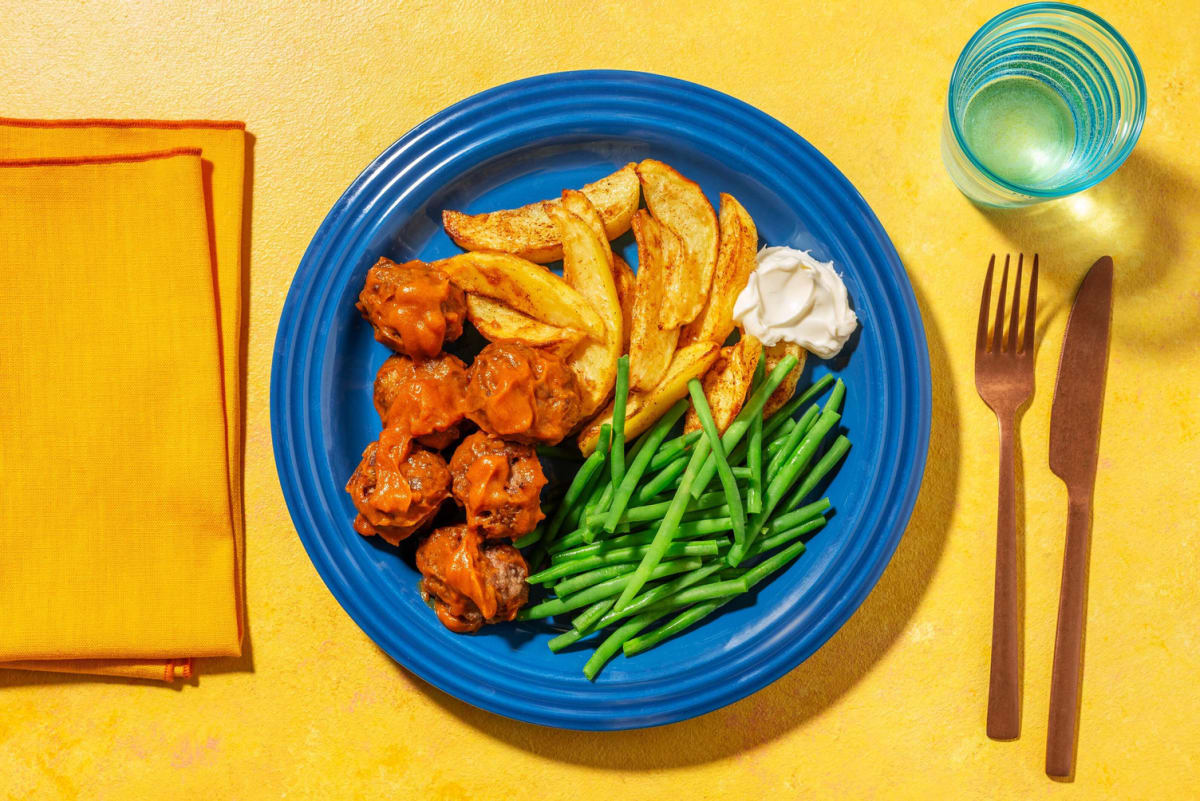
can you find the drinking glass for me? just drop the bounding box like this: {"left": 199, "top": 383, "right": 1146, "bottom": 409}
{"left": 942, "top": 2, "right": 1145, "bottom": 207}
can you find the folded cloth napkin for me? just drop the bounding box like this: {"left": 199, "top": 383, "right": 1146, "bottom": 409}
{"left": 0, "top": 120, "right": 246, "bottom": 681}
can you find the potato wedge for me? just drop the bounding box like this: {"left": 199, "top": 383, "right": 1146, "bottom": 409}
{"left": 547, "top": 199, "right": 622, "bottom": 418}
{"left": 681, "top": 193, "right": 758, "bottom": 347}
{"left": 636, "top": 159, "right": 718, "bottom": 329}
{"left": 578, "top": 341, "right": 720, "bottom": 455}
{"left": 762, "top": 341, "right": 808, "bottom": 417}
{"left": 629, "top": 211, "right": 681, "bottom": 391}
{"left": 435, "top": 251, "right": 605, "bottom": 342}
{"left": 442, "top": 164, "right": 639, "bottom": 263}
{"left": 466, "top": 295, "right": 584, "bottom": 354}
{"left": 612, "top": 255, "right": 635, "bottom": 355}
{"left": 683, "top": 334, "right": 763, "bottom": 434}
{"left": 559, "top": 190, "right": 614, "bottom": 273}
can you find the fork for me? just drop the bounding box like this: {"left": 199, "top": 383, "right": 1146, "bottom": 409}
{"left": 975, "top": 253, "right": 1039, "bottom": 741}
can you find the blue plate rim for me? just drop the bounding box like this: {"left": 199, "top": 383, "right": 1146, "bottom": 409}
{"left": 271, "top": 69, "right": 932, "bottom": 730}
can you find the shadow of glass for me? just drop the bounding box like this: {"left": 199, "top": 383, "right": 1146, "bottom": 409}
{"left": 395, "top": 264, "right": 959, "bottom": 768}
{"left": 975, "top": 150, "right": 1200, "bottom": 353}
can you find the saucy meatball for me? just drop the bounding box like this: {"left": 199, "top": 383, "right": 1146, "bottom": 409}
{"left": 465, "top": 342, "right": 582, "bottom": 445}
{"left": 373, "top": 352, "right": 469, "bottom": 450}
{"left": 448, "top": 432, "right": 546, "bottom": 539}
{"left": 345, "top": 430, "right": 451, "bottom": 546}
{"left": 416, "top": 524, "right": 529, "bottom": 633}
{"left": 356, "top": 257, "right": 466, "bottom": 359}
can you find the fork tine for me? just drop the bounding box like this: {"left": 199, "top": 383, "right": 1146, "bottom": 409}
{"left": 1022, "top": 253, "right": 1039, "bottom": 355}
{"left": 1007, "top": 254, "right": 1023, "bottom": 354}
{"left": 977, "top": 254, "right": 995, "bottom": 353}
{"left": 991, "top": 254, "right": 1010, "bottom": 352}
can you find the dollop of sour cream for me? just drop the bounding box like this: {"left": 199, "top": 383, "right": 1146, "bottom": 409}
{"left": 732, "top": 246, "right": 858, "bottom": 359}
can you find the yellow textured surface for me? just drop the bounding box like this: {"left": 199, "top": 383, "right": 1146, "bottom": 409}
{"left": 1, "top": 0, "right": 1197, "bottom": 798}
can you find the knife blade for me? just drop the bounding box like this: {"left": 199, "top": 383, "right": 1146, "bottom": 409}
{"left": 1045, "top": 255, "right": 1114, "bottom": 779}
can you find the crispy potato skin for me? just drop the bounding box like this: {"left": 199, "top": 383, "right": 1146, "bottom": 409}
{"left": 681, "top": 193, "right": 758, "bottom": 348}
{"left": 628, "top": 211, "right": 681, "bottom": 392}
{"left": 466, "top": 294, "right": 583, "bottom": 355}
{"left": 436, "top": 251, "right": 606, "bottom": 342}
{"left": 683, "top": 334, "right": 762, "bottom": 434}
{"left": 612, "top": 255, "right": 635, "bottom": 355}
{"left": 762, "top": 342, "right": 808, "bottom": 417}
{"left": 636, "top": 159, "right": 718, "bottom": 329}
{"left": 577, "top": 341, "right": 719, "bottom": 455}
{"left": 548, "top": 194, "right": 623, "bottom": 418}
{"left": 442, "top": 164, "right": 639, "bottom": 263}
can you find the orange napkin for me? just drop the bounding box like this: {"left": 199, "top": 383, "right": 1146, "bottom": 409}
{"left": 0, "top": 121, "right": 246, "bottom": 681}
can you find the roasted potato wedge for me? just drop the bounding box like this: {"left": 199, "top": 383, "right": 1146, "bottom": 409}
{"left": 612, "top": 255, "right": 635, "bottom": 355}
{"left": 436, "top": 251, "right": 606, "bottom": 342}
{"left": 547, "top": 198, "right": 622, "bottom": 418}
{"left": 762, "top": 341, "right": 808, "bottom": 417}
{"left": 559, "top": 190, "right": 614, "bottom": 272}
{"left": 681, "top": 193, "right": 758, "bottom": 347}
{"left": 578, "top": 341, "right": 720, "bottom": 455}
{"left": 629, "top": 211, "right": 681, "bottom": 391}
{"left": 636, "top": 159, "right": 718, "bottom": 329}
{"left": 466, "top": 295, "right": 584, "bottom": 355}
{"left": 442, "top": 164, "right": 639, "bottom": 263}
{"left": 683, "top": 334, "right": 763, "bottom": 434}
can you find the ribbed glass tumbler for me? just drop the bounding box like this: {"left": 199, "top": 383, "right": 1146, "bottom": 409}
{"left": 942, "top": 2, "right": 1145, "bottom": 207}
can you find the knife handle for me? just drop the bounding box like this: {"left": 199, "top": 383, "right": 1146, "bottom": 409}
{"left": 987, "top": 414, "right": 1020, "bottom": 740}
{"left": 1047, "top": 495, "right": 1093, "bottom": 778}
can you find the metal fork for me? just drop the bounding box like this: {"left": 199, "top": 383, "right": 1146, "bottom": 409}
{"left": 975, "top": 253, "right": 1039, "bottom": 741}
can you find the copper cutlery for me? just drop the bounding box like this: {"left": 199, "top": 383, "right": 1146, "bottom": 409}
{"left": 1045, "top": 256, "right": 1114, "bottom": 778}
{"left": 975, "top": 253, "right": 1039, "bottom": 741}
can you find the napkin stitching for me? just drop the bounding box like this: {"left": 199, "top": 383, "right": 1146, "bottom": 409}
{"left": 0, "top": 147, "right": 203, "bottom": 168}
{"left": 0, "top": 117, "right": 245, "bottom": 130}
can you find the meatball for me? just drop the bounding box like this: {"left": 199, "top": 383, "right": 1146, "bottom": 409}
{"left": 373, "top": 352, "right": 469, "bottom": 450}
{"left": 345, "top": 430, "right": 451, "bottom": 546}
{"left": 465, "top": 342, "right": 583, "bottom": 445}
{"left": 448, "top": 432, "right": 546, "bottom": 539}
{"left": 356, "top": 257, "right": 466, "bottom": 359}
{"left": 416, "top": 524, "right": 529, "bottom": 633}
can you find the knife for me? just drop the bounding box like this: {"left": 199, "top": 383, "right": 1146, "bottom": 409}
{"left": 1045, "top": 256, "right": 1114, "bottom": 779}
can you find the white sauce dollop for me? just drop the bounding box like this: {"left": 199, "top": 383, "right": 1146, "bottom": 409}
{"left": 732, "top": 246, "right": 858, "bottom": 359}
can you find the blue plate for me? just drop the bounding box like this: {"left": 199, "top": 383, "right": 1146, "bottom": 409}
{"left": 271, "top": 71, "right": 931, "bottom": 730}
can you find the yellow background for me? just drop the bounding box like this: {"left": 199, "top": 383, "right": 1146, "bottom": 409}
{"left": 2, "top": 0, "right": 1197, "bottom": 798}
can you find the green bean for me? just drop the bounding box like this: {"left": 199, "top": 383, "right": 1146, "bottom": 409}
{"left": 533, "top": 541, "right": 708, "bottom": 586}
{"left": 623, "top": 540, "right": 809, "bottom": 656}
{"left": 764, "top": 498, "right": 831, "bottom": 535}
{"left": 761, "top": 373, "right": 836, "bottom": 441}
{"left": 633, "top": 454, "right": 688, "bottom": 504}
{"left": 512, "top": 524, "right": 544, "bottom": 550}
{"left": 591, "top": 488, "right": 728, "bottom": 528}
{"left": 610, "top": 355, "right": 631, "bottom": 487}
{"left": 541, "top": 424, "right": 610, "bottom": 547}
{"left": 688, "top": 379, "right": 746, "bottom": 544}
{"left": 755, "top": 516, "right": 826, "bottom": 554}
{"left": 766, "top": 404, "right": 818, "bottom": 479}
{"left": 728, "top": 409, "right": 841, "bottom": 565}
{"left": 690, "top": 354, "right": 800, "bottom": 498}
{"left": 611, "top": 438, "right": 710, "bottom": 612}
{"left": 647, "top": 431, "right": 701, "bottom": 472}
{"left": 746, "top": 356, "right": 766, "bottom": 514}
{"left": 604, "top": 399, "right": 688, "bottom": 533}
{"left": 824, "top": 377, "right": 845, "bottom": 414}
{"left": 621, "top": 601, "right": 721, "bottom": 657}
{"left": 571, "top": 599, "right": 615, "bottom": 634}
{"left": 784, "top": 435, "right": 851, "bottom": 512}
{"left": 730, "top": 466, "right": 753, "bottom": 480}
{"left": 519, "top": 557, "right": 703, "bottom": 620}
{"left": 583, "top": 608, "right": 670, "bottom": 680}
{"left": 554, "top": 553, "right": 706, "bottom": 597}
{"left": 547, "top": 561, "right": 726, "bottom": 652}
